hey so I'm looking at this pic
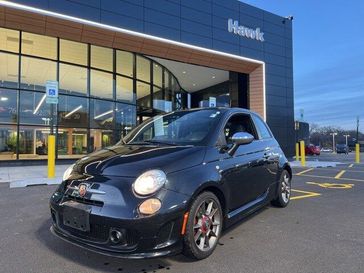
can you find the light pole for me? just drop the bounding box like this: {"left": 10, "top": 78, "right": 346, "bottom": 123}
{"left": 330, "top": 132, "right": 338, "bottom": 153}
{"left": 343, "top": 134, "right": 350, "bottom": 146}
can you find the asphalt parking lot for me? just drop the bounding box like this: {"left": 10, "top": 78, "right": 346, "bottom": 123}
{"left": 0, "top": 156, "right": 363, "bottom": 273}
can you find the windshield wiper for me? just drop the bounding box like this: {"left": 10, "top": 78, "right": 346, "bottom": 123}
{"left": 126, "top": 141, "right": 153, "bottom": 145}
{"left": 143, "top": 140, "right": 177, "bottom": 146}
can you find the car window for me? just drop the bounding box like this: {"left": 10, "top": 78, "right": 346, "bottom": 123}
{"left": 223, "top": 114, "right": 257, "bottom": 144}
{"left": 252, "top": 114, "right": 272, "bottom": 139}
{"left": 124, "top": 109, "right": 223, "bottom": 145}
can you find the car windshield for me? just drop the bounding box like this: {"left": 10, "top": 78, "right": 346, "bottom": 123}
{"left": 337, "top": 144, "right": 346, "bottom": 148}
{"left": 123, "top": 109, "right": 223, "bottom": 146}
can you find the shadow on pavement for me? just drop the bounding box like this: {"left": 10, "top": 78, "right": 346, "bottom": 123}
{"left": 35, "top": 219, "right": 173, "bottom": 273}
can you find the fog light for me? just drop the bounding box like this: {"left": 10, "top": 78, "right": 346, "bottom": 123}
{"left": 139, "top": 198, "right": 161, "bottom": 215}
{"left": 109, "top": 228, "right": 124, "bottom": 244}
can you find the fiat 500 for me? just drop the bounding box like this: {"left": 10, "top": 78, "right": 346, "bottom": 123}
{"left": 50, "top": 108, "right": 292, "bottom": 260}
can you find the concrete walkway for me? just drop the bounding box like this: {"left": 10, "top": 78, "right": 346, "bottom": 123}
{"left": 0, "top": 164, "right": 69, "bottom": 188}
{"left": 290, "top": 160, "right": 341, "bottom": 168}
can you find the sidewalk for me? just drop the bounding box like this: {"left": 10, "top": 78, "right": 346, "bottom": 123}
{"left": 0, "top": 164, "right": 69, "bottom": 188}
{"left": 290, "top": 160, "right": 341, "bottom": 168}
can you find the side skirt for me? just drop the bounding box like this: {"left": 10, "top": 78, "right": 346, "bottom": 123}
{"left": 224, "top": 189, "right": 270, "bottom": 228}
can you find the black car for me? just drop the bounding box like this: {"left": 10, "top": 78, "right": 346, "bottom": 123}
{"left": 50, "top": 108, "right": 292, "bottom": 260}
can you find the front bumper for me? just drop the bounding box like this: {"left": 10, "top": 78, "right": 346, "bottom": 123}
{"left": 50, "top": 225, "right": 182, "bottom": 259}
{"left": 49, "top": 179, "right": 189, "bottom": 258}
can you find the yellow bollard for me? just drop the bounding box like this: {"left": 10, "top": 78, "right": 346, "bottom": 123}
{"left": 48, "top": 135, "right": 56, "bottom": 178}
{"left": 355, "top": 143, "right": 360, "bottom": 163}
{"left": 300, "top": 140, "right": 306, "bottom": 167}
{"left": 295, "top": 142, "right": 300, "bottom": 161}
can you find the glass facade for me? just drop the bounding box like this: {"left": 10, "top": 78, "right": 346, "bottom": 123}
{"left": 0, "top": 27, "right": 186, "bottom": 160}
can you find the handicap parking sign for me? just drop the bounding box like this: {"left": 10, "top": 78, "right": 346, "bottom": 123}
{"left": 46, "top": 81, "right": 59, "bottom": 104}
{"left": 48, "top": 88, "right": 56, "bottom": 96}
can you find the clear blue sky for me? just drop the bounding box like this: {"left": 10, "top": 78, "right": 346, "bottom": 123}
{"left": 242, "top": 0, "right": 364, "bottom": 130}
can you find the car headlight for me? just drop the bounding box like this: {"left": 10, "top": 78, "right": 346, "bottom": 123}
{"left": 63, "top": 164, "right": 75, "bottom": 181}
{"left": 133, "top": 170, "right": 166, "bottom": 196}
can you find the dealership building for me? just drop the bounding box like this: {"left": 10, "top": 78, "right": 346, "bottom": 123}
{"left": 0, "top": 0, "right": 294, "bottom": 161}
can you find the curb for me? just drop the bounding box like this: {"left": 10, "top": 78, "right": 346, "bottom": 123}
{"left": 10, "top": 177, "right": 62, "bottom": 188}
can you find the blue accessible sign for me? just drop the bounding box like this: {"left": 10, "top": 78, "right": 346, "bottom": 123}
{"left": 46, "top": 80, "right": 59, "bottom": 104}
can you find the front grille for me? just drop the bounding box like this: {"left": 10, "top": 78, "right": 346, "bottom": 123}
{"left": 64, "top": 195, "right": 104, "bottom": 207}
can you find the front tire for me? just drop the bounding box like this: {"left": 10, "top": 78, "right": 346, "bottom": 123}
{"left": 271, "top": 170, "right": 291, "bottom": 207}
{"left": 183, "top": 191, "right": 223, "bottom": 260}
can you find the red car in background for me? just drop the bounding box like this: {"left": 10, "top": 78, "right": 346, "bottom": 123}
{"left": 305, "top": 144, "right": 320, "bottom": 155}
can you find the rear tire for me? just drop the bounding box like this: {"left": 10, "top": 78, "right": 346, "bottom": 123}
{"left": 183, "top": 191, "right": 223, "bottom": 260}
{"left": 271, "top": 170, "right": 291, "bottom": 208}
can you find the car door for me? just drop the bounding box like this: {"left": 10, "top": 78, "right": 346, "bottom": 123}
{"left": 251, "top": 114, "right": 280, "bottom": 191}
{"left": 217, "top": 113, "right": 268, "bottom": 211}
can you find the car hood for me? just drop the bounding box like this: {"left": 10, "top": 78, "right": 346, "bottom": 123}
{"left": 72, "top": 144, "right": 206, "bottom": 178}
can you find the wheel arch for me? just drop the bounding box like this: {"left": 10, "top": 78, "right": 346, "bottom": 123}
{"left": 283, "top": 163, "right": 292, "bottom": 179}
{"left": 189, "top": 183, "right": 228, "bottom": 217}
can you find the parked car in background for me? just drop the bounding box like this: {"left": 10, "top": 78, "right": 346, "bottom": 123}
{"left": 321, "top": 147, "right": 333, "bottom": 153}
{"left": 305, "top": 144, "right": 320, "bottom": 155}
{"left": 336, "top": 144, "right": 349, "bottom": 154}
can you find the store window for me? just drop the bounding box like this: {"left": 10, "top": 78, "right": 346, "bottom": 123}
{"left": 136, "top": 81, "right": 151, "bottom": 108}
{"left": 163, "top": 71, "right": 174, "bottom": 112}
{"left": 0, "top": 52, "right": 19, "bottom": 89}
{"left": 90, "top": 69, "right": 113, "bottom": 99}
{"left": 116, "top": 75, "right": 135, "bottom": 103}
{"left": 0, "top": 89, "right": 17, "bottom": 124}
{"left": 57, "top": 128, "right": 88, "bottom": 158}
{"left": 21, "top": 57, "right": 57, "bottom": 91}
{"left": 153, "top": 86, "right": 164, "bottom": 112}
{"left": 136, "top": 55, "right": 150, "bottom": 82}
{"left": 0, "top": 27, "right": 187, "bottom": 160}
{"left": 60, "top": 39, "right": 88, "bottom": 66}
{"left": 90, "top": 129, "right": 113, "bottom": 151}
{"left": 116, "top": 50, "right": 134, "bottom": 77}
{"left": 153, "top": 63, "right": 162, "bottom": 87}
{"left": 164, "top": 70, "right": 170, "bottom": 90}
{"left": 0, "top": 125, "right": 17, "bottom": 160}
{"left": 90, "top": 99, "right": 114, "bottom": 129}
{"left": 115, "top": 102, "right": 136, "bottom": 137}
{"left": 171, "top": 76, "right": 179, "bottom": 109}
{"left": 59, "top": 63, "right": 88, "bottom": 95}
{"left": 0, "top": 27, "right": 19, "bottom": 53}
{"left": 58, "top": 95, "right": 88, "bottom": 128}
{"left": 91, "top": 45, "right": 113, "bottom": 72}
{"left": 18, "top": 125, "right": 50, "bottom": 159}
{"left": 19, "top": 91, "right": 51, "bottom": 125}
{"left": 22, "top": 32, "right": 57, "bottom": 60}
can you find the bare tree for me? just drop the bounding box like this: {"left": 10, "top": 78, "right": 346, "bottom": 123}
{"left": 309, "top": 125, "right": 363, "bottom": 148}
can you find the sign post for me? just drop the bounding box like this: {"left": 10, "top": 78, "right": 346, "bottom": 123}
{"left": 209, "top": 97, "right": 216, "bottom": 107}
{"left": 46, "top": 81, "right": 58, "bottom": 178}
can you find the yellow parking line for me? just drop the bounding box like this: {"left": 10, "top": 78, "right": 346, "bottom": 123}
{"left": 296, "top": 168, "right": 314, "bottom": 176}
{"left": 348, "top": 164, "right": 354, "bottom": 168}
{"left": 291, "top": 189, "right": 321, "bottom": 200}
{"left": 334, "top": 170, "right": 346, "bottom": 179}
{"left": 293, "top": 174, "right": 364, "bottom": 182}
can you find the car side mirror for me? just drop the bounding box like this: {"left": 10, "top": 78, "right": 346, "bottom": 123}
{"left": 228, "top": 132, "right": 254, "bottom": 156}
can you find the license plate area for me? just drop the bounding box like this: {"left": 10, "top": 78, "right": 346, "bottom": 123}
{"left": 63, "top": 202, "right": 90, "bottom": 232}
